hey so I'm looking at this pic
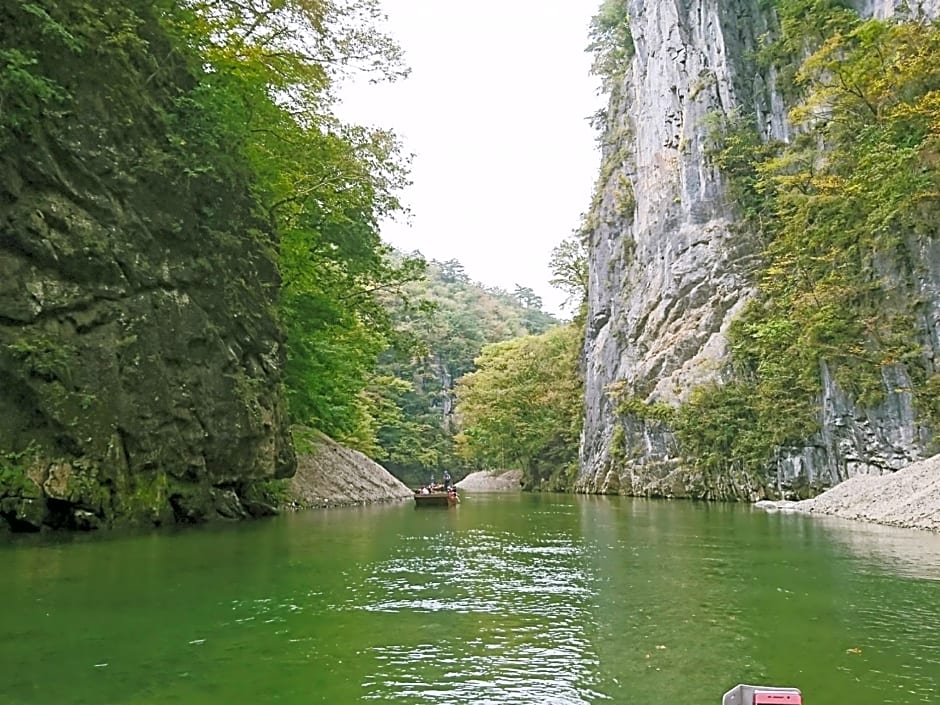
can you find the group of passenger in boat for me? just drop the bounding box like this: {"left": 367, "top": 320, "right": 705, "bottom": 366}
{"left": 418, "top": 470, "right": 453, "bottom": 494}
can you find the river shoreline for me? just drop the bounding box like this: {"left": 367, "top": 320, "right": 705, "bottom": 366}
{"left": 283, "top": 431, "right": 939, "bottom": 535}
{"left": 757, "top": 453, "right": 940, "bottom": 532}
{"left": 282, "top": 430, "right": 412, "bottom": 510}
{"left": 455, "top": 469, "right": 523, "bottom": 492}
{"left": 280, "top": 453, "right": 524, "bottom": 512}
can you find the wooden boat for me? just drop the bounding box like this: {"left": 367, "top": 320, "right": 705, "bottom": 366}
{"left": 413, "top": 488, "right": 458, "bottom": 507}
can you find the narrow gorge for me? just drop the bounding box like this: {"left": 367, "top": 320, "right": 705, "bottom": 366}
{"left": 578, "top": 0, "right": 940, "bottom": 499}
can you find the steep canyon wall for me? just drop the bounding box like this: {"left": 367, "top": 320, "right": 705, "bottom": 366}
{"left": 578, "top": 0, "right": 940, "bottom": 499}
{"left": 0, "top": 2, "right": 295, "bottom": 531}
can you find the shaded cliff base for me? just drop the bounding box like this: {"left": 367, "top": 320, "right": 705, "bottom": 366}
{"left": 757, "top": 454, "right": 940, "bottom": 532}
{"left": 456, "top": 469, "right": 523, "bottom": 492}
{"left": 282, "top": 430, "right": 412, "bottom": 510}
{"left": 0, "top": 429, "right": 415, "bottom": 533}
{"left": 0, "top": 459, "right": 288, "bottom": 533}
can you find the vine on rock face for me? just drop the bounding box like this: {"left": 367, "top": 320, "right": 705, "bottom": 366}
{"left": 678, "top": 7, "right": 940, "bottom": 484}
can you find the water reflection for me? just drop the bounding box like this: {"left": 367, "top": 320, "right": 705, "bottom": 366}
{"left": 348, "top": 528, "right": 606, "bottom": 703}
{"left": 2, "top": 494, "right": 939, "bottom": 705}
{"left": 807, "top": 514, "right": 940, "bottom": 581}
{"left": 803, "top": 516, "right": 940, "bottom": 704}
{"left": 574, "top": 496, "right": 940, "bottom": 705}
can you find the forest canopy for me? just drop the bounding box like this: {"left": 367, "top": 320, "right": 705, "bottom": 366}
{"left": 161, "top": 0, "right": 428, "bottom": 443}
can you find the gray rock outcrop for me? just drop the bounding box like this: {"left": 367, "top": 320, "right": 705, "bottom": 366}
{"left": 285, "top": 431, "right": 412, "bottom": 509}
{"left": 759, "top": 454, "right": 940, "bottom": 532}
{"left": 578, "top": 0, "right": 940, "bottom": 499}
{"left": 456, "top": 469, "right": 523, "bottom": 492}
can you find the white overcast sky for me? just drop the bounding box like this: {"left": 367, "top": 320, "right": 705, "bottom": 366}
{"left": 337, "top": 0, "right": 602, "bottom": 316}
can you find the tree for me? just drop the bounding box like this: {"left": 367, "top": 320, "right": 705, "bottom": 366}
{"left": 549, "top": 236, "right": 588, "bottom": 314}
{"left": 512, "top": 285, "right": 543, "bottom": 310}
{"left": 688, "top": 14, "right": 940, "bottom": 480}
{"left": 438, "top": 259, "right": 469, "bottom": 283}
{"left": 364, "top": 257, "right": 561, "bottom": 484}
{"left": 455, "top": 324, "right": 583, "bottom": 490}
{"left": 587, "top": 0, "right": 634, "bottom": 88}
{"left": 167, "top": 0, "right": 425, "bottom": 445}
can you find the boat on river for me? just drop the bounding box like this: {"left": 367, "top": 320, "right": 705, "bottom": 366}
{"left": 413, "top": 487, "right": 458, "bottom": 507}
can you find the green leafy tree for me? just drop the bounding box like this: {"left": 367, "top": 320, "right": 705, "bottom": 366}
{"left": 587, "top": 0, "right": 634, "bottom": 88}
{"left": 455, "top": 325, "right": 583, "bottom": 490}
{"left": 512, "top": 285, "right": 543, "bottom": 310}
{"left": 367, "top": 259, "right": 560, "bottom": 485}
{"left": 166, "top": 0, "right": 424, "bottom": 446}
{"left": 549, "top": 236, "right": 589, "bottom": 316}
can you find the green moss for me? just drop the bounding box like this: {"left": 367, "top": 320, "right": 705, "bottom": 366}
{"left": 4, "top": 336, "right": 74, "bottom": 382}
{"left": 613, "top": 173, "right": 635, "bottom": 217}
{"left": 136, "top": 473, "right": 168, "bottom": 508}
{"left": 243, "top": 479, "right": 291, "bottom": 506}
{"left": 914, "top": 373, "right": 940, "bottom": 450}
{"left": 615, "top": 396, "right": 678, "bottom": 424}
{"left": 67, "top": 462, "right": 111, "bottom": 512}
{"left": 609, "top": 424, "right": 626, "bottom": 463}
{"left": 0, "top": 444, "right": 41, "bottom": 498}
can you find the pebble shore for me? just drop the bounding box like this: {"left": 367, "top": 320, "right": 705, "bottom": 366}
{"left": 757, "top": 454, "right": 940, "bottom": 532}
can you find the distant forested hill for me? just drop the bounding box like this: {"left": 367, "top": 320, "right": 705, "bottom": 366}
{"left": 365, "top": 257, "right": 560, "bottom": 486}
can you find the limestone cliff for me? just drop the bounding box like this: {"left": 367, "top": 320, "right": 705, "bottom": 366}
{"left": 578, "top": 0, "right": 940, "bottom": 499}
{"left": 0, "top": 2, "right": 295, "bottom": 531}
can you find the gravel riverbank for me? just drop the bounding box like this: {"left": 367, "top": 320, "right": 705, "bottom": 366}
{"left": 758, "top": 454, "right": 940, "bottom": 532}
{"left": 284, "top": 430, "right": 413, "bottom": 509}
{"left": 456, "top": 469, "right": 523, "bottom": 492}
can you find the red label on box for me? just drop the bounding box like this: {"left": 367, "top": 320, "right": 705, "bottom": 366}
{"left": 754, "top": 693, "right": 802, "bottom": 705}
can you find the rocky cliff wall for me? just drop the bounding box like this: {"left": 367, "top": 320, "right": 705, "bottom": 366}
{"left": 0, "top": 2, "right": 295, "bottom": 531}
{"left": 578, "top": 0, "right": 940, "bottom": 499}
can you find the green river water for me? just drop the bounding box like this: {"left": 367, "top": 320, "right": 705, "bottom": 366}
{"left": 1, "top": 493, "right": 939, "bottom": 705}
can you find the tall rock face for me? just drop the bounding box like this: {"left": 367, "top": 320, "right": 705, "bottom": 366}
{"left": 0, "top": 2, "right": 295, "bottom": 531}
{"left": 578, "top": 0, "right": 940, "bottom": 499}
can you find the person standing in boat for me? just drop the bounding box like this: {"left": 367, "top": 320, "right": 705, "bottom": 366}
{"left": 442, "top": 470, "right": 452, "bottom": 489}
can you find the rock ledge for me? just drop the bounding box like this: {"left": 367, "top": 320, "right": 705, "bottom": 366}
{"left": 456, "top": 470, "right": 523, "bottom": 492}
{"left": 285, "top": 431, "right": 412, "bottom": 509}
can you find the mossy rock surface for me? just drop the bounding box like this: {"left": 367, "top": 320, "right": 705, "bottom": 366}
{"left": 0, "top": 0, "right": 295, "bottom": 532}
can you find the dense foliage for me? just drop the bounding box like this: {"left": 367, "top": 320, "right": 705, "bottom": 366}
{"left": 367, "top": 259, "right": 559, "bottom": 486}
{"left": 159, "top": 2, "right": 576, "bottom": 470}
{"left": 680, "top": 5, "right": 940, "bottom": 482}
{"left": 0, "top": 0, "right": 428, "bottom": 457}
{"left": 455, "top": 324, "right": 584, "bottom": 491}
{"left": 2, "top": 0, "right": 584, "bottom": 509}
{"left": 453, "top": 240, "right": 587, "bottom": 490}
{"left": 157, "top": 0, "right": 425, "bottom": 447}
{"left": 587, "top": 0, "right": 634, "bottom": 89}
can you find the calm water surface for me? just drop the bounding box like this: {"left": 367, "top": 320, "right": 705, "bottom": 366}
{"left": 1, "top": 493, "right": 939, "bottom": 704}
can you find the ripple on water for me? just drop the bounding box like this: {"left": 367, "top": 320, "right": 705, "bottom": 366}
{"left": 848, "top": 584, "right": 940, "bottom": 703}
{"left": 349, "top": 529, "right": 606, "bottom": 704}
